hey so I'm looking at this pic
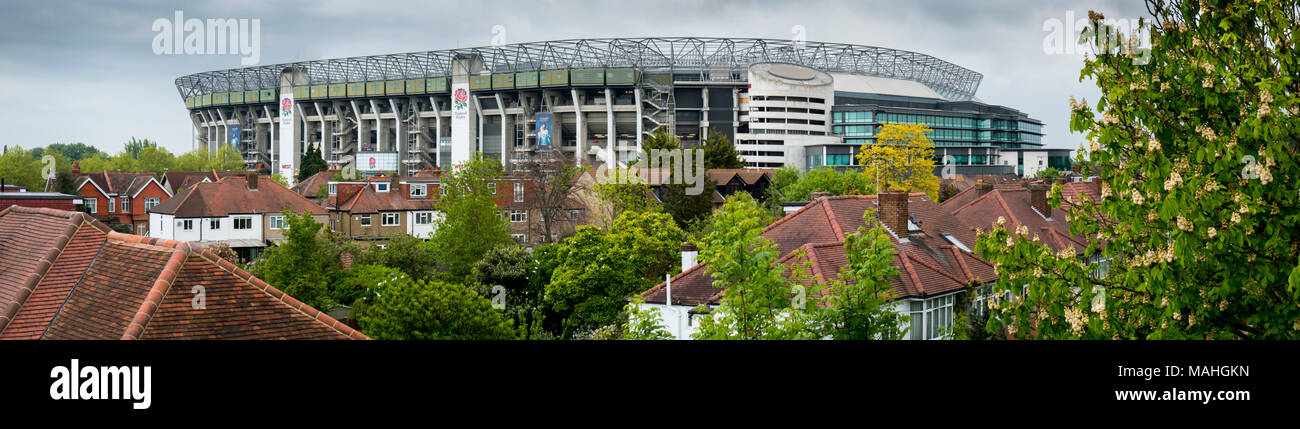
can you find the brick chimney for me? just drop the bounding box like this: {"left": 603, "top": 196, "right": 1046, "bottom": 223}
{"left": 975, "top": 179, "right": 993, "bottom": 197}
{"left": 247, "top": 172, "right": 259, "bottom": 190}
{"left": 1028, "top": 181, "right": 1051, "bottom": 216}
{"left": 878, "top": 190, "right": 909, "bottom": 236}
{"left": 71, "top": 161, "right": 81, "bottom": 177}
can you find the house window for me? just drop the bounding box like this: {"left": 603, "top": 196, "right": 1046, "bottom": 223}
{"left": 415, "top": 211, "right": 434, "bottom": 225}
{"left": 144, "top": 197, "right": 160, "bottom": 211}
{"left": 375, "top": 183, "right": 389, "bottom": 192}
{"left": 328, "top": 183, "right": 337, "bottom": 195}
{"left": 181, "top": 219, "right": 193, "bottom": 231}
{"left": 269, "top": 215, "right": 287, "bottom": 230}
{"left": 511, "top": 233, "right": 527, "bottom": 243}
{"left": 488, "top": 183, "right": 497, "bottom": 195}
{"left": 233, "top": 216, "right": 252, "bottom": 230}
{"left": 121, "top": 197, "right": 129, "bottom": 213}
{"left": 909, "top": 294, "right": 956, "bottom": 340}
{"left": 360, "top": 215, "right": 372, "bottom": 226}
{"left": 410, "top": 183, "right": 426, "bottom": 197}
{"left": 510, "top": 210, "right": 527, "bottom": 223}
{"left": 108, "top": 198, "right": 115, "bottom": 213}
{"left": 440, "top": 185, "right": 448, "bottom": 197}
{"left": 84, "top": 198, "right": 97, "bottom": 214}
{"left": 382, "top": 212, "right": 399, "bottom": 226}
{"left": 513, "top": 183, "right": 524, "bottom": 202}
{"left": 209, "top": 218, "right": 221, "bottom": 230}
{"left": 569, "top": 209, "right": 580, "bottom": 220}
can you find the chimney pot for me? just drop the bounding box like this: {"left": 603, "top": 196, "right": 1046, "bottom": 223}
{"left": 681, "top": 242, "right": 698, "bottom": 272}
{"left": 247, "top": 172, "right": 259, "bottom": 190}
{"left": 877, "top": 190, "right": 909, "bottom": 236}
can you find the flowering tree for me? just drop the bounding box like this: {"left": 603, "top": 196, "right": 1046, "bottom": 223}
{"left": 976, "top": 1, "right": 1300, "bottom": 339}
{"left": 856, "top": 123, "right": 940, "bottom": 199}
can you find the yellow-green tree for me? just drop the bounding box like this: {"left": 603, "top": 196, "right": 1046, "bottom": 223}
{"left": 855, "top": 123, "right": 939, "bottom": 199}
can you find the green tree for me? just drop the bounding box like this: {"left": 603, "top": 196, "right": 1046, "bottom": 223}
{"left": 249, "top": 211, "right": 340, "bottom": 311}
{"left": 593, "top": 177, "right": 654, "bottom": 229}
{"left": 269, "top": 173, "right": 289, "bottom": 187}
{"left": 701, "top": 128, "right": 745, "bottom": 169}
{"left": 1033, "top": 166, "right": 1062, "bottom": 180}
{"left": 692, "top": 193, "right": 821, "bottom": 340}
{"left": 123, "top": 137, "right": 157, "bottom": 159}
{"left": 359, "top": 233, "right": 435, "bottom": 280}
{"left": 977, "top": 3, "right": 1300, "bottom": 339}
{"left": 357, "top": 277, "right": 521, "bottom": 340}
{"left": 427, "top": 153, "right": 512, "bottom": 281}
{"left": 331, "top": 264, "right": 406, "bottom": 307}
{"left": 137, "top": 145, "right": 175, "bottom": 176}
{"left": 857, "top": 123, "right": 940, "bottom": 199}
{"left": 43, "top": 143, "right": 101, "bottom": 162}
{"left": 298, "top": 143, "right": 328, "bottom": 183}
{"left": 620, "top": 297, "right": 674, "bottom": 340}
{"left": 817, "top": 211, "right": 909, "bottom": 340}
{"left": 769, "top": 167, "right": 872, "bottom": 202}
{"left": 0, "top": 146, "right": 42, "bottom": 191}
{"left": 544, "top": 210, "right": 685, "bottom": 337}
{"left": 472, "top": 245, "right": 550, "bottom": 339}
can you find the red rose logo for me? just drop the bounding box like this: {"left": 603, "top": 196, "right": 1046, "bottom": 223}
{"left": 454, "top": 88, "right": 468, "bottom": 103}
{"left": 281, "top": 98, "right": 292, "bottom": 110}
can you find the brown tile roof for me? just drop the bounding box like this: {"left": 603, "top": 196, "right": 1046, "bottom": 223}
{"left": 149, "top": 174, "right": 327, "bottom": 217}
{"left": 1060, "top": 180, "right": 1101, "bottom": 206}
{"left": 705, "top": 168, "right": 775, "bottom": 186}
{"left": 642, "top": 194, "right": 997, "bottom": 306}
{"left": 79, "top": 171, "right": 161, "bottom": 197}
{"left": 947, "top": 188, "right": 1087, "bottom": 254}
{"left": 291, "top": 170, "right": 336, "bottom": 198}
{"left": 0, "top": 206, "right": 365, "bottom": 340}
{"left": 163, "top": 171, "right": 218, "bottom": 194}
{"left": 325, "top": 182, "right": 435, "bottom": 214}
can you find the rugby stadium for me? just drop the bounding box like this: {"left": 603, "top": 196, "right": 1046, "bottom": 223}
{"left": 173, "top": 37, "right": 1071, "bottom": 185}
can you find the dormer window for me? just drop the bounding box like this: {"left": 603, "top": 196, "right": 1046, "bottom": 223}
{"left": 410, "top": 183, "right": 426, "bottom": 197}
{"left": 328, "top": 183, "right": 337, "bottom": 195}
{"left": 375, "top": 183, "right": 389, "bottom": 192}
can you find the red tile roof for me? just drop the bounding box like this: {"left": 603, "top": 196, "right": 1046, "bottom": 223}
{"left": 325, "top": 182, "right": 435, "bottom": 214}
{"left": 149, "top": 174, "right": 326, "bottom": 218}
{"left": 0, "top": 206, "right": 365, "bottom": 340}
{"left": 642, "top": 194, "right": 998, "bottom": 306}
{"left": 291, "top": 170, "right": 336, "bottom": 198}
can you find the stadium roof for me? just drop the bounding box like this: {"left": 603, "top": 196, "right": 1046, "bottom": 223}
{"left": 175, "top": 37, "right": 983, "bottom": 101}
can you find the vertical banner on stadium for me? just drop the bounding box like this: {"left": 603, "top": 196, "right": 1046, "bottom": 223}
{"left": 228, "top": 125, "right": 241, "bottom": 149}
{"left": 279, "top": 91, "right": 295, "bottom": 180}
{"left": 535, "top": 113, "right": 553, "bottom": 150}
{"left": 450, "top": 82, "right": 470, "bottom": 165}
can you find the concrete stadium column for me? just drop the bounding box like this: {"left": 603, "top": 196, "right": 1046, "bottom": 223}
{"left": 701, "top": 87, "right": 710, "bottom": 140}
{"left": 389, "top": 98, "right": 402, "bottom": 174}
{"left": 473, "top": 97, "right": 484, "bottom": 154}
{"left": 450, "top": 56, "right": 481, "bottom": 166}
{"left": 429, "top": 96, "right": 442, "bottom": 167}
{"left": 495, "top": 93, "right": 509, "bottom": 171}
{"left": 351, "top": 100, "right": 365, "bottom": 155}
{"left": 279, "top": 69, "right": 305, "bottom": 183}
{"left": 571, "top": 89, "right": 585, "bottom": 168}
{"left": 634, "top": 86, "right": 643, "bottom": 152}
{"left": 604, "top": 88, "right": 614, "bottom": 168}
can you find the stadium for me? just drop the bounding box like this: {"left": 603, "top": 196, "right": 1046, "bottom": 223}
{"left": 174, "top": 37, "right": 1070, "bottom": 184}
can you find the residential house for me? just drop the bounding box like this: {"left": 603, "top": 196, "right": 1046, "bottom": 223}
{"left": 641, "top": 181, "right": 1090, "bottom": 340}
{"left": 74, "top": 163, "right": 173, "bottom": 234}
{"left": 324, "top": 174, "right": 440, "bottom": 246}
{"left": 147, "top": 173, "right": 328, "bottom": 261}
{"left": 292, "top": 170, "right": 336, "bottom": 202}
{"left": 0, "top": 206, "right": 364, "bottom": 339}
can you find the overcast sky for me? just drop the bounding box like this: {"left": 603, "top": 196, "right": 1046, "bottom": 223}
{"left": 0, "top": 0, "right": 1152, "bottom": 156}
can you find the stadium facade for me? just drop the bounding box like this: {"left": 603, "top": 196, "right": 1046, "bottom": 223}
{"left": 174, "top": 37, "right": 1070, "bottom": 185}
